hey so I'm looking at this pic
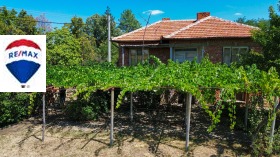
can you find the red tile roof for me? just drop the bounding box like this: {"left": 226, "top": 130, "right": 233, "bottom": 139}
{"left": 112, "top": 20, "right": 195, "bottom": 41}
{"left": 164, "top": 16, "right": 257, "bottom": 39}
{"left": 112, "top": 16, "right": 257, "bottom": 42}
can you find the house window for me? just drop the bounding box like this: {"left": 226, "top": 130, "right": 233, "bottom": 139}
{"left": 129, "top": 49, "right": 149, "bottom": 65}
{"left": 223, "top": 47, "right": 249, "bottom": 65}
{"left": 174, "top": 48, "right": 197, "bottom": 63}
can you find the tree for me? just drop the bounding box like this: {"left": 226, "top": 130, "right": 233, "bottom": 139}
{"left": 84, "top": 8, "right": 121, "bottom": 47}
{"left": 279, "top": 0, "right": 280, "bottom": 11}
{"left": 84, "top": 14, "right": 105, "bottom": 47}
{"left": 82, "top": 7, "right": 121, "bottom": 63}
{"left": 235, "top": 17, "right": 269, "bottom": 28}
{"left": 80, "top": 36, "right": 96, "bottom": 65}
{"left": 118, "top": 9, "right": 141, "bottom": 33}
{"left": 65, "top": 16, "right": 97, "bottom": 65}
{"left": 0, "top": 7, "right": 37, "bottom": 35}
{"left": 36, "top": 13, "right": 52, "bottom": 34}
{"left": 16, "top": 10, "right": 37, "bottom": 35}
{"left": 68, "top": 16, "right": 84, "bottom": 38}
{"left": 46, "top": 27, "right": 82, "bottom": 65}
{"left": 0, "top": 7, "right": 18, "bottom": 34}
{"left": 95, "top": 40, "right": 119, "bottom": 63}
{"left": 240, "top": 6, "right": 280, "bottom": 74}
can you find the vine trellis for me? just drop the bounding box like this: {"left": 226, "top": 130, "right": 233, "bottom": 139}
{"left": 46, "top": 56, "right": 280, "bottom": 149}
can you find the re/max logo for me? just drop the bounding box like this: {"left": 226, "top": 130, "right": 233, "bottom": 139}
{"left": 9, "top": 51, "right": 38, "bottom": 59}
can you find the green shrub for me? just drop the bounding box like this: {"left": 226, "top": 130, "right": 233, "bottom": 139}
{"left": 135, "top": 91, "right": 160, "bottom": 108}
{"left": 251, "top": 126, "right": 280, "bottom": 156}
{"left": 28, "top": 92, "right": 43, "bottom": 116}
{"left": 248, "top": 101, "right": 280, "bottom": 156}
{"left": 273, "top": 128, "right": 280, "bottom": 154}
{"left": 0, "top": 93, "right": 30, "bottom": 127}
{"left": 81, "top": 106, "right": 96, "bottom": 120}
{"left": 64, "top": 90, "right": 110, "bottom": 121}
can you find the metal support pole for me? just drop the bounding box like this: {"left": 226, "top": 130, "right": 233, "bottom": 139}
{"left": 185, "top": 93, "right": 192, "bottom": 151}
{"left": 122, "top": 47, "right": 124, "bottom": 66}
{"left": 270, "top": 96, "right": 279, "bottom": 144}
{"left": 110, "top": 88, "right": 114, "bottom": 146}
{"left": 42, "top": 93, "right": 46, "bottom": 142}
{"left": 108, "top": 14, "right": 111, "bottom": 62}
{"left": 169, "top": 47, "right": 173, "bottom": 60}
{"left": 244, "top": 93, "right": 249, "bottom": 129}
{"left": 130, "top": 92, "right": 133, "bottom": 122}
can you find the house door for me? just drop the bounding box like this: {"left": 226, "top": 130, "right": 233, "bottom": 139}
{"left": 174, "top": 48, "right": 197, "bottom": 63}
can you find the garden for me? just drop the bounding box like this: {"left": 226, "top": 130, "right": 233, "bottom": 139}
{"left": 1, "top": 57, "right": 280, "bottom": 156}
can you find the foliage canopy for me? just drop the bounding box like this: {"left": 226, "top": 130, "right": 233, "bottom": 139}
{"left": 47, "top": 57, "right": 280, "bottom": 131}
{"left": 239, "top": 6, "right": 280, "bottom": 74}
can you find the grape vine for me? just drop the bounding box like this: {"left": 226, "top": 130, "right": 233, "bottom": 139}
{"left": 47, "top": 57, "right": 280, "bottom": 131}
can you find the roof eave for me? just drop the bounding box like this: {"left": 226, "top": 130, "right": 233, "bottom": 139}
{"left": 163, "top": 36, "right": 253, "bottom": 40}
{"left": 111, "top": 39, "right": 161, "bottom": 43}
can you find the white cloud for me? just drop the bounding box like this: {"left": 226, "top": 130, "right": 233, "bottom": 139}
{"left": 234, "top": 13, "right": 243, "bottom": 16}
{"left": 142, "top": 10, "right": 164, "bottom": 15}
{"left": 226, "top": 5, "right": 236, "bottom": 9}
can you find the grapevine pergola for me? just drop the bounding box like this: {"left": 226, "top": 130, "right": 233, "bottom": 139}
{"left": 46, "top": 57, "right": 280, "bottom": 151}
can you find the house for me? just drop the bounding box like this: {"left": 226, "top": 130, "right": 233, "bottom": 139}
{"left": 112, "top": 12, "right": 261, "bottom": 66}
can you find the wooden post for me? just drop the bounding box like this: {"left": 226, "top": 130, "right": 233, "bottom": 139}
{"left": 110, "top": 88, "right": 114, "bottom": 146}
{"left": 130, "top": 92, "right": 133, "bottom": 122}
{"left": 42, "top": 93, "right": 46, "bottom": 142}
{"left": 270, "top": 96, "right": 279, "bottom": 144}
{"left": 185, "top": 93, "right": 192, "bottom": 151}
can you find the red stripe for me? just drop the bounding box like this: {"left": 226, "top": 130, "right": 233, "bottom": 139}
{"left": 6, "top": 39, "right": 41, "bottom": 50}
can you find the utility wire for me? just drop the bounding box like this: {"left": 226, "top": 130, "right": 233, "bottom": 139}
{"left": 1, "top": 6, "right": 89, "bottom": 19}
{"left": 142, "top": 12, "right": 152, "bottom": 47}
{"left": 0, "top": 15, "right": 71, "bottom": 25}
{"left": 0, "top": 15, "right": 120, "bottom": 26}
{"left": 0, "top": 6, "right": 147, "bottom": 27}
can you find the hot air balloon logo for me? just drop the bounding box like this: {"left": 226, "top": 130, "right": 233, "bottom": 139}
{"left": 5, "top": 39, "right": 42, "bottom": 88}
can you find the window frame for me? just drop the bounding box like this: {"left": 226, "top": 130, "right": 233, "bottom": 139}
{"left": 173, "top": 48, "right": 198, "bottom": 63}
{"left": 223, "top": 46, "right": 249, "bottom": 65}
{"left": 129, "top": 48, "right": 149, "bottom": 66}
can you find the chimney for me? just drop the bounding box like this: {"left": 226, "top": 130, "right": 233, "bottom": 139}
{"left": 162, "top": 18, "right": 170, "bottom": 21}
{"left": 197, "top": 12, "right": 210, "bottom": 20}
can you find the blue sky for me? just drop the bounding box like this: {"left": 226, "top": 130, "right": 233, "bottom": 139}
{"left": 1, "top": 0, "right": 279, "bottom": 27}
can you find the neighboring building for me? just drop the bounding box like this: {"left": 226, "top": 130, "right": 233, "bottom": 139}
{"left": 112, "top": 12, "right": 261, "bottom": 66}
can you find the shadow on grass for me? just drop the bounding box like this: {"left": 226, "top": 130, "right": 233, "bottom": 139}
{"left": 29, "top": 101, "right": 251, "bottom": 156}
{"left": 18, "top": 119, "right": 43, "bottom": 148}
{"left": 111, "top": 103, "right": 251, "bottom": 156}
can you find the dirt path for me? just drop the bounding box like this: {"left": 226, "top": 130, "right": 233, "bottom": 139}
{"left": 0, "top": 105, "right": 251, "bottom": 157}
